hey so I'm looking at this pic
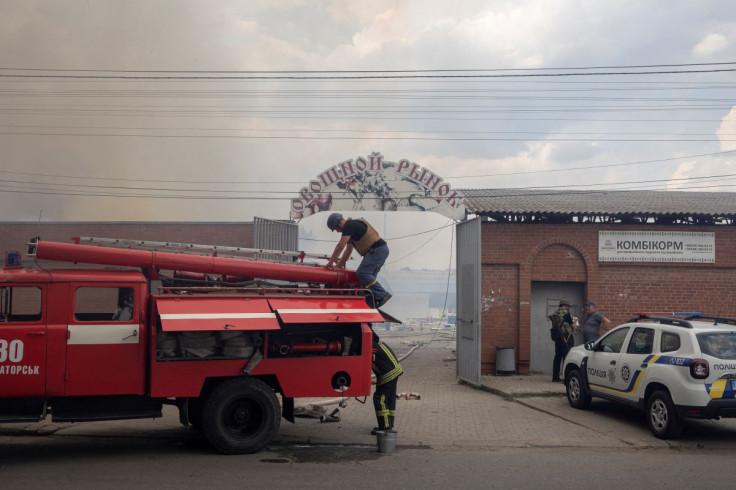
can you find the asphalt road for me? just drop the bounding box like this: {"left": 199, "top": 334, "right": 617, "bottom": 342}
{"left": 0, "top": 434, "right": 734, "bottom": 489}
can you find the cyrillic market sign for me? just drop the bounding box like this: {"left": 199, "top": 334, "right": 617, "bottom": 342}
{"left": 598, "top": 231, "right": 715, "bottom": 263}
{"left": 290, "top": 152, "right": 465, "bottom": 220}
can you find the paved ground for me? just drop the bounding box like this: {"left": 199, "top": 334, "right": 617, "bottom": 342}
{"left": 2, "top": 330, "right": 735, "bottom": 454}
{"left": 276, "top": 333, "right": 638, "bottom": 450}
{"left": 277, "top": 330, "right": 736, "bottom": 452}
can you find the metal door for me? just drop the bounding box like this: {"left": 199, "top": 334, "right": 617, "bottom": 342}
{"left": 530, "top": 281, "right": 584, "bottom": 373}
{"left": 456, "top": 218, "right": 481, "bottom": 385}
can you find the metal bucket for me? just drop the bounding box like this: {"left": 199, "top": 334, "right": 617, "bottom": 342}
{"left": 376, "top": 430, "right": 397, "bottom": 453}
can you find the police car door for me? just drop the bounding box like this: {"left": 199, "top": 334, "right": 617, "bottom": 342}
{"left": 613, "top": 326, "right": 655, "bottom": 402}
{"left": 586, "top": 327, "right": 630, "bottom": 395}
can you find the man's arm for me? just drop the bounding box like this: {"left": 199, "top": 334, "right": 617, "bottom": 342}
{"left": 326, "top": 235, "right": 351, "bottom": 268}
{"left": 336, "top": 243, "right": 354, "bottom": 268}
{"left": 600, "top": 315, "right": 612, "bottom": 333}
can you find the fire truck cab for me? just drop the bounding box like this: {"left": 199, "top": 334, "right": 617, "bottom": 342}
{"left": 0, "top": 242, "right": 384, "bottom": 454}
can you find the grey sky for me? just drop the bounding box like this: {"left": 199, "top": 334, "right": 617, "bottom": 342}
{"left": 1, "top": 1, "right": 735, "bottom": 270}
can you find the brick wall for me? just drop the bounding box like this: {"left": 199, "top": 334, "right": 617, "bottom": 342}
{"left": 480, "top": 222, "right": 736, "bottom": 375}
{"left": 481, "top": 264, "right": 519, "bottom": 374}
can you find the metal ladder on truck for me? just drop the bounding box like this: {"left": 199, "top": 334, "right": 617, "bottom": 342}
{"left": 72, "top": 236, "right": 332, "bottom": 264}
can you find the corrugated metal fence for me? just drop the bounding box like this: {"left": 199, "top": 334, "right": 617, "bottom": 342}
{"left": 253, "top": 217, "right": 299, "bottom": 262}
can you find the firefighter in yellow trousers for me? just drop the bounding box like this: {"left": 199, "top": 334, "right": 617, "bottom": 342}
{"left": 371, "top": 338, "right": 403, "bottom": 434}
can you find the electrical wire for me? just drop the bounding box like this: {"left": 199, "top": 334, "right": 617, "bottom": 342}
{"left": 0, "top": 149, "right": 733, "bottom": 185}
{"left": 427, "top": 222, "right": 456, "bottom": 346}
{"left": 1, "top": 65, "right": 736, "bottom": 80}
{"left": 4, "top": 170, "right": 736, "bottom": 197}
{"left": 2, "top": 123, "right": 734, "bottom": 138}
{"left": 301, "top": 222, "right": 457, "bottom": 243}
{"left": 2, "top": 61, "right": 734, "bottom": 74}
{"left": 386, "top": 220, "right": 453, "bottom": 265}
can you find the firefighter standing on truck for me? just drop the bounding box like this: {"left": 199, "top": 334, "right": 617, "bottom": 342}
{"left": 370, "top": 333, "right": 403, "bottom": 434}
{"left": 325, "top": 213, "right": 392, "bottom": 308}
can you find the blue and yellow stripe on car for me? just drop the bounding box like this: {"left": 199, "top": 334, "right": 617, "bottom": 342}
{"left": 706, "top": 378, "right": 736, "bottom": 399}
{"left": 589, "top": 369, "right": 646, "bottom": 395}
{"left": 589, "top": 355, "right": 686, "bottom": 395}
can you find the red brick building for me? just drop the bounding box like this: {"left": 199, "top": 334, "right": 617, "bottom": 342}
{"left": 460, "top": 189, "right": 736, "bottom": 377}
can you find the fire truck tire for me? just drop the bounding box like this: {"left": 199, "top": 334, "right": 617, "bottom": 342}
{"left": 201, "top": 377, "right": 281, "bottom": 454}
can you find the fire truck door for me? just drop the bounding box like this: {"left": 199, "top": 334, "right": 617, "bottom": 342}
{"left": 65, "top": 285, "right": 143, "bottom": 395}
{"left": 0, "top": 285, "right": 46, "bottom": 397}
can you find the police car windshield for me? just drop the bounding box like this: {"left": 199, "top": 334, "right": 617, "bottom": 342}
{"left": 696, "top": 332, "right": 736, "bottom": 360}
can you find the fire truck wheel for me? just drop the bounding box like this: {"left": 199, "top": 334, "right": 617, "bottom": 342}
{"left": 201, "top": 377, "right": 281, "bottom": 454}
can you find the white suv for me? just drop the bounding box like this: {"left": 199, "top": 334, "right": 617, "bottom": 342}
{"left": 563, "top": 315, "right": 736, "bottom": 438}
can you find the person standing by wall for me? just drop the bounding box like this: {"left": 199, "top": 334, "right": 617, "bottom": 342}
{"left": 581, "top": 300, "right": 611, "bottom": 343}
{"left": 325, "top": 213, "right": 392, "bottom": 308}
{"left": 550, "top": 298, "right": 577, "bottom": 382}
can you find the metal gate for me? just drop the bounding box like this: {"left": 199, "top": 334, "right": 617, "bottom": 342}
{"left": 253, "top": 217, "right": 299, "bottom": 262}
{"left": 456, "top": 217, "right": 481, "bottom": 385}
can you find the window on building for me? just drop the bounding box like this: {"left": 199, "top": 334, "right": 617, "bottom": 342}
{"left": 0, "top": 286, "right": 42, "bottom": 322}
{"left": 661, "top": 332, "right": 681, "bottom": 353}
{"left": 626, "top": 327, "right": 654, "bottom": 355}
{"left": 75, "top": 287, "right": 134, "bottom": 322}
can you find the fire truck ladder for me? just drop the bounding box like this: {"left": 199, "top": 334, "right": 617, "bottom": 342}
{"left": 73, "top": 236, "right": 330, "bottom": 263}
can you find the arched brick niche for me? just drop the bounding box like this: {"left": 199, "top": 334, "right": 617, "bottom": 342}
{"left": 530, "top": 243, "right": 587, "bottom": 282}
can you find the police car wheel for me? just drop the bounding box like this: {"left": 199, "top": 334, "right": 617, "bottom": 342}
{"left": 646, "top": 390, "right": 684, "bottom": 439}
{"left": 565, "top": 369, "right": 591, "bottom": 409}
{"left": 202, "top": 377, "right": 281, "bottom": 454}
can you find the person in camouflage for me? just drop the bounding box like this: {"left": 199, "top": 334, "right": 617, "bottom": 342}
{"left": 550, "top": 298, "right": 578, "bottom": 382}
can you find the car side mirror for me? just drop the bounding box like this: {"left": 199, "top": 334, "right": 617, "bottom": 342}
{"left": 584, "top": 342, "right": 596, "bottom": 351}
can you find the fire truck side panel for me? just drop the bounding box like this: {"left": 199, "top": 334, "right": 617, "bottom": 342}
{"left": 254, "top": 323, "right": 374, "bottom": 397}
{"left": 64, "top": 279, "right": 147, "bottom": 396}
{"left": 156, "top": 297, "right": 281, "bottom": 332}
{"left": 149, "top": 323, "right": 373, "bottom": 398}
{"left": 269, "top": 297, "right": 387, "bottom": 324}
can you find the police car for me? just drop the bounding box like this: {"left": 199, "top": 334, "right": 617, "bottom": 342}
{"left": 563, "top": 314, "right": 736, "bottom": 438}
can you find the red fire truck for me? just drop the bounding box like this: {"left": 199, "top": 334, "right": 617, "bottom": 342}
{"left": 0, "top": 237, "right": 391, "bottom": 454}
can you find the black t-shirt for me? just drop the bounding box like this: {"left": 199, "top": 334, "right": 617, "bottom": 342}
{"left": 341, "top": 219, "right": 368, "bottom": 241}
{"left": 342, "top": 220, "right": 386, "bottom": 248}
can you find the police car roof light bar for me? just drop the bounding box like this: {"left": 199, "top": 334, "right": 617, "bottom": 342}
{"left": 633, "top": 312, "right": 704, "bottom": 317}
{"left": 683, "top": 315, "right": 736, "bottom": 326}
{"left": 627, "top": 315, "right": 694, "bottom": 328}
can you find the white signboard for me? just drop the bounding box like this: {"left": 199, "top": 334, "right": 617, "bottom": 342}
{"left": 598, "top": 231, "right": 715, "bottom": 263}
{"left": 290, "top": 152, "right": 465, "bottom": 220}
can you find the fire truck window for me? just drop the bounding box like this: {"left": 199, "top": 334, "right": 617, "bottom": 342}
{"left": 74, "top": 287, "right": 134, "bottom": 322}
{"left": 0, "top": 286, "right": 42, "bottom": 322}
